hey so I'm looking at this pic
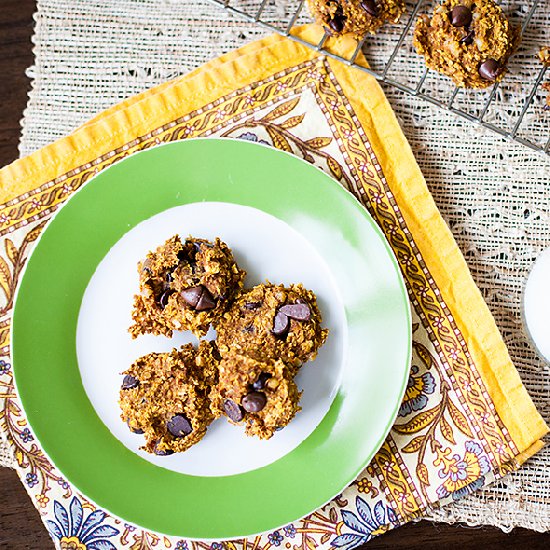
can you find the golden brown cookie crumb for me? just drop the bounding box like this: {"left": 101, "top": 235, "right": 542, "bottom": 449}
{"left": 119, "top": 341, "right": 219, "bottom": 455}
{"left": 306, "top": 0, "right": 405, "bottom": 37}
{"left": 129, "top": 235, "right": 245, "bottom": 338}
{"left": 539, "top": 46, "right": 550, "bottom": 67}
{"left": 413, "top": 0, "right": 520, "bottom": 89}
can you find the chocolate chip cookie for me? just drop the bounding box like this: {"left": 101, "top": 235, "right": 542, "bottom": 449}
{"left": 539, "top": 47, "right": 550, "bottom": 110}
{"left": 119, "top": 341, "right": 219, "bottom": 455}
{"left": 307, "top": 0, "right": 405, "bottom": 37}
{"left": 129, "top": 235, "right": 245, "bottom": 338}
{"left": 413, "top": 0, "right": 521, "bottom": 89}
{"left": 210, "top": 353, "right": 302, "bottom": 439}
{"left": 215, "top": 283, "right": 328, "bottom": 371}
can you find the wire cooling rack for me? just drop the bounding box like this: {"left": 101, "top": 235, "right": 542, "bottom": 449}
{"left": 207, "top": 0, "right": 550, "bottom": 155}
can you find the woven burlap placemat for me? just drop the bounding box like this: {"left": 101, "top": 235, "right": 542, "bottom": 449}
{"left": 1, "top": 0, "right": 548, "bottom": 535}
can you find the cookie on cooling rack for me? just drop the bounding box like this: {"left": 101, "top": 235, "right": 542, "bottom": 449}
{"left": 539, "top": 47, "right": 550, "bottom": 111}
{"left": 413, "top": 0, "right": 521, "bottom": 89}
{"left": 306, "top": 0, "right": 405, "bottom": 37}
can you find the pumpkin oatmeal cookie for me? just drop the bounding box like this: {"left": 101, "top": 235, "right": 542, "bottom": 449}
{"left": 129, "top": 235, "right": 245, "bottom": 338}
{"left": 210, "top": 353, "right": 302, "bottom": 439}
{"left": 307, "top": 0, "right": 405, "bottom": 37}
{"left": 215, "top": 283, "right": 328, "bottom": 371}
{"left": 413, "top": 0, "right": 521, "bottom": 89}
{"left": 119, "top": 341, "right": 219, "bottom": 455}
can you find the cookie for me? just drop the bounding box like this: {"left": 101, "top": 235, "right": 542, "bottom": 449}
{"left": 210, "top": 353, "right": 302, "bottom": 439}
{"left": 129, "top": 235, "right": 245, "bottom": 338}
{"left": 306, "top": 0, "right": 405, "bottom": 37}
{"left": 413, "top": 0, "right": 521, "bottom": 89}
{"left": 215, "top": 283, "right": 328, "bottom": 371}
{"left": 539, "top": 47, "right": 550, "bottom": 111}
{"left": 119, "top": 341, "right": 219, "bottom": 455}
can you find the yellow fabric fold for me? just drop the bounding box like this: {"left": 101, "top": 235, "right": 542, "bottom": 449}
{"left": 0, "top": 24, "right": 547, "bottom": 536}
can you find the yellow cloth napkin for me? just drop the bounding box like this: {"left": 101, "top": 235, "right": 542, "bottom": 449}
{"left": 0, "top": 25, "right": 546, "bottom": 548}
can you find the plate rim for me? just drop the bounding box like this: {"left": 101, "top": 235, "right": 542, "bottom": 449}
{"left": 11, "top": 137, "right": 412, "bottom": 540}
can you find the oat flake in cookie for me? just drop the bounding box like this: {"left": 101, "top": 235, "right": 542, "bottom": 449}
{"left": 307, "top": 0, "right": 405, "bottom": 37}
{"left": 129, "top": 235, "right": 245, "bottom": 338}
{"left": 215, "top": 282, "right": 328, "bottom": 371}
{"left": 413, "top": 0, "right": 521, "bottom": 89}
{"left": 210, "top": 353, "right": 302, "bottom": 440}
{"left": 119, "top": 341, "right": 219, "bottom": 455}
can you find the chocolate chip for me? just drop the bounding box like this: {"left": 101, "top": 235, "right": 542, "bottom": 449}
{"left": 153, "top": 443, "right": 174, "bottom": 456}
{"left": 184, "top": 240, "right": 203, "bottom": 260}
{"left": 224, "top": 399, "right": 244, "bottom": 422}
{"left": 180, "top": 284, "right": 217, "bottom": 310}
{"left": 211, "top": 343, "right": 222, "bottom": 361}
{"left": 167, "top": 414, "right": 192, "bottom": 438}
{"left": 195, "top": 287, "right": 216, "bottom": 311}
{"left": 177, "top": 249, "right": 189, "bottom": 262}
{"left": 360, "top": 0, "right": 378, "bottom": 16}
{"left": 127, "top": 422, "right": 144, "bottom": 434}
{"left": 329, "top": 15, "right": 345, "bottom": 33}
{"left": 272, "top": 310, "right": 290, "bottom": 337}
{"left": 251, "top": 372, "right": 271, "bottom": 391}
{"left": 459, "top": 29, "right": 475, "bottom": 45}
{"left": 275, "top": 426, "right": 284, "bottom": 432}
{"left": 242, "top": 391, "right": 267, "bottom": 413}
{"left": 180, "top": 285, "right": 203, "bottom": 307}
{"left": 178, "top": 241, "right": 197, "bottom": 262}
{"left": 244, "top": 301, "right": 262, "bottom": 310}
{"left": 450, "top": 5, "right": 472, "bottom": 27}
{"left": 141, "top": 258, "right": 152, "bottom": 276}
{"left": 278, "top": 303, "right": 311, "bottom": 321}
{"left": 122, "top": 374, "right": 139, "bottom": 390}
{"left": 165, "top": 271, "right": 174, "bottom": 283}
{"left": 158, "top": 289, "right": 173, "bottom": 308}
{"left": 479, "top": 59, "right": 501, "bottom": 81}
{"left": 193, "top": 240, "right": 213, "bottom": 249}
{"left": 242, "top": 324, "right": 255, "bottom": 334}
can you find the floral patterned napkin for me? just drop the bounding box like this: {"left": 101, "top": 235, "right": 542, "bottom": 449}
{"left": 0, "top": 25, "right": 546, "bottom": 549}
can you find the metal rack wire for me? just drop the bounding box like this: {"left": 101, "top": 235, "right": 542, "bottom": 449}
{"left": 207, "top": 0, "right": 550, "bottom": 155}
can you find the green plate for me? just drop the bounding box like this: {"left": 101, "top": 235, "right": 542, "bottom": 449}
{"left": 12, "top": 138, "right": 411, "bottom": 539}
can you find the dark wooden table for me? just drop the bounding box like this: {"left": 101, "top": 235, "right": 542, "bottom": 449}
{"left": 0, "top": 1, "right": 549, "bottom": 549}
